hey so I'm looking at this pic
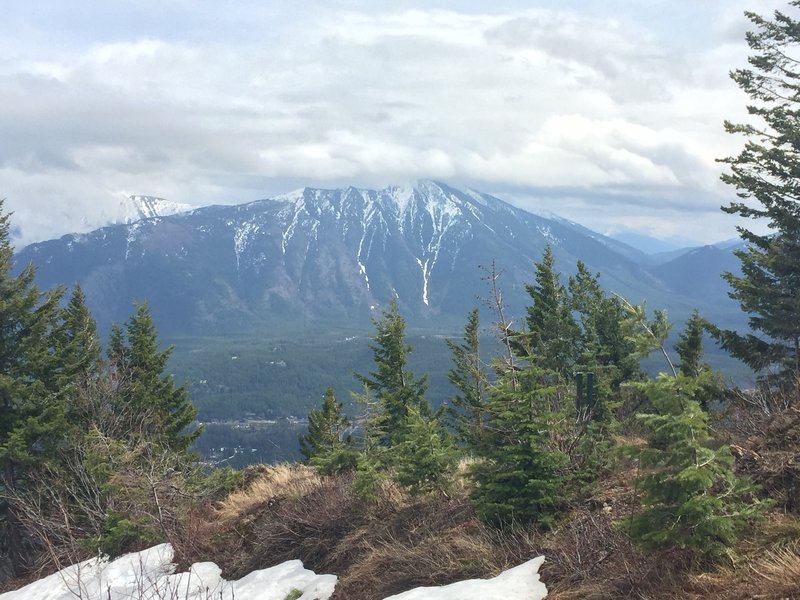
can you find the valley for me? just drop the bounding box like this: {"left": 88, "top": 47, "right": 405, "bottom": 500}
{"left": 11, "top": 183, "right": 758, "bottom": 467}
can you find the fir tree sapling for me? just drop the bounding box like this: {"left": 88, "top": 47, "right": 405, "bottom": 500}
{"left": 628, "top": 374, "right": 767, "bottom": 559}
{"left": 355, "top": 298, "right": 430, "bottom": 447}
{"left": 393, "top": 406, "right": 457, "bottom": 495}
{"left": 445, "top": 307, "right": 489, "bottom": 450}
{"left": 299, "top": 387, "right": 357, "bottom": 475}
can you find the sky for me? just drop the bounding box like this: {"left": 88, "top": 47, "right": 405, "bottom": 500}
{"left": 0, "top": 0, "right": 791, "bottom": 247}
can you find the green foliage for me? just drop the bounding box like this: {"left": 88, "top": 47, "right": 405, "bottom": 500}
{"left": 393, "top": 407, "right": 458, "bottom": 495}
{"left": 512, "top": 245, "right": 579, "bottom": 380}
{"left": 471, "top": 373, "right": 568, "bottom": 528}
{"left": 0, "top": 202, "right": 68, "bottom": 574}
{"left": 675, "top": 310, "right": 723, "bottom": 411}
{"left": 310, "top": 446, "right": 361, "bottom": 477}
{"left": 300, "top": 386, "right": 359, "bottom": 476}
{"left": 715, "top": 2, "right": 800, "bottom": 393}
{"left": 299, "top": 387, "right": 353, "bottom": 470}
{"left": 109, "top": 303, "right": 200, "bottom": 450}
{"left": 355, "top": 299, "right": 430, "bottom": 447}
{"left": 628, "top": 374, "right": 766, "bottom": 559}
{"left": 199, "top": 466, "right": 244, "bottom": 500}
{"left": 675, "top": 309, "right": 707, "bottom": 378}
{"left": 351, "top": 302, "right": 460, "bottom": 497}
{"left": 445, "top": 307, "right": 489, "bottom": 449}
{"left": 94, "top": 512, "right": 159, "bottom": 558}
{"left": 471, "top": 248, "right": 636, "bottom": 528}
{"left": 283, "top": 590, "right": 303, "bottom": 600}
{"left": 568, "top": 262, "right": 643, "bottom": 423}
{"left": 352, "top": 452, "right": 386, "bottom": 504}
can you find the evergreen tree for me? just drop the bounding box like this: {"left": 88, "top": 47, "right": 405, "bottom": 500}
{"left": 472, "top": 248, "right": 577, "bottom": 527}
{"left": 393, "top": 406, "right": 457, "bottom": 495}
{"left": 568, "top": 261, "right": 643, "bottom": 422}
{"left": 715, "top": 2, "right": 800, "bottom": 394}
{"left": 108, "top": 303, "right": 199, "bottom": 450}
{"left": 675, "top": 310, "right": 723, "bottom": 411}
{"left": 355, "top": 298, "right": 429, "bottom": 446}
{"left": 512, "top": 246, "right": 579, "bottom": 380}
{"left": 471, "top": 362, "right": 568, "bottom": 528}
{"left": 0, "top": 202, "right": 65, "bottom": 575}
{"left": 299, "top": 387, "right": 357, "bottom": 475}
{"left": 628, "top": 374, "right": 765, "bottom": 559}
{"left": 53, "top": 286, "right": 103, "bottom": 423}
{"left": 445, "top": 307, "right": 488, "bottom": 449}
{"left": 675, "top": 310, "right": 707, "bottom": 378}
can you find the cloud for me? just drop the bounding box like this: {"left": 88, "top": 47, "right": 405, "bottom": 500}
{"left": 0, "top": 2, "right": 778, "bottom": 246}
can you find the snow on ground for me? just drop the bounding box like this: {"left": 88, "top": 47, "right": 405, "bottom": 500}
{"left": 0, "top": 544, "right": 336, "bottom": 600}
{"left": 0, "top": 545, "right": 547, "bottom": 600}
{"left": 383, "top": 557, "right": 548, "bottom": 600}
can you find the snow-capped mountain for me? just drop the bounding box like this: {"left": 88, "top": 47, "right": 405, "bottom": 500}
{"left": 13, "top": 181, "right": 740, "bottom": 335}
{"left": 118, "top": 195, "right": 194, "bottom": 223}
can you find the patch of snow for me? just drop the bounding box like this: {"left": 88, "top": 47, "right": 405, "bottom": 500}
{"left": 387, "top": 185, "right": 415, "bottom": 215}
{"left": 234, "top": 221, "right": 262, "bottom": 271}
{"left": 282, "top": 199, "right": 307, "bottom": 254}
{"left": 124, "top": 221, "right": 142, "bottom": 260}
{"left": 536, "top": 225, "right": 560, "bottom": 246}
{"left": 383, "top": 557, "right": 547, "bottom": 600}
{"left": 271, "top": 188, "right": 308, "bottom": 205}
{"left": 0, "top": 544, "right": 337, "bottom": 600}
{"left": 120, "top": 195, "right": 193, "bottom": 224}
{"left": 416, "top": 257, "right": 430, "bottom": 306}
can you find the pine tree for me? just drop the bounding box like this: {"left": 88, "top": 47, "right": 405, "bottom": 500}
{"left": 0, "top": 202, "right": 65, "bottom": 575}
{"left": 715, "top": 2, "right": 800, "bottom": 394}
{"left": 568, "top": 261, "right": 643, "bottom": 421}
{"left": 445, "top": 307, "right": 488, "bottom": 449}
{"left": 471, "top": 363, "right": 568, "bottom": 528}
{"left": 675, "top": 310, "right": 723, "bottom": 412}
{"left": 53, "top": 286, "right": 103, "bottom": 423}
{"left": 675, "top": 310, "right": 707, "bottom": 378}
{"left": 628, "top": 374, "right": 765, "bottom": 558}
{"left": 108, "top": 303, "right": 199, "bottom": 450}
{"left": 512, "top": 246, "right": 579, "bottom": 380}
{"left": 299, "top": 388, "right": 357, "bottom": 475}
{"left": 355, "top": 298, "right": 429, "bottom": 446}
{"left": 471, "top": 248, "right": 576, "bottom": 528}
{"left": 393, "top": 406, "right": 457, "bottom": 495}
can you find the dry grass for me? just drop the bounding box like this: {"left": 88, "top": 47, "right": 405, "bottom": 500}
{"left": 686, "top": 516, "right": 800, "bottom": 599}
{"left": 172, "top": 454, "right": 800, "bottom": 600}
{"left": 752, "top": 545, "right": 800, "bottom": 587}
{"left": 329, "top": 491, "right": 512, "bottom": 599}
{"left": 214, "top": 463, "right": 323, "bottom": 523}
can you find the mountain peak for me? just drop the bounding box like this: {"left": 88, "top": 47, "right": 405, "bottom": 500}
{"left": 120, "top": 195, "right": 193, "bottom": 223}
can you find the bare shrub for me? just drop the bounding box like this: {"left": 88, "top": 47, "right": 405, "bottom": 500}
{"left": 727, "top": 407, "right": 800, "bottom": 512}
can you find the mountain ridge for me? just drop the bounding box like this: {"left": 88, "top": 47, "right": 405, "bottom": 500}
{"left": 13, "top": 181, "right": 744, "bottom": 335}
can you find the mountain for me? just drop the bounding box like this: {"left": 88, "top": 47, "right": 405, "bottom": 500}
{"left": 651, "top": 245, "right": 742, "bottom": 306}
{"left": 117, "top": 195, "right": 194, "bottom": 223}
{"left": 13, "top": 181, "right": 742, "bottom": 335}
{"left": 607, "top": 231, "right": 685, "bottom": 255}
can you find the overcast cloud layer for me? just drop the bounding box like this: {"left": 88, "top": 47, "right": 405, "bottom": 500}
{"left": 0, "top": 0, "right": 789, "bottom": 247}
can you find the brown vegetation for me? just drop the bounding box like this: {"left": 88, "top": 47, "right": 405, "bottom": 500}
{"left": 171, "top": 406, "right": 800, "bottom": 600}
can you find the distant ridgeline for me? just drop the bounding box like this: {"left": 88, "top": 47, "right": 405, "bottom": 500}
{"left": 13, "top": 181, "right": 744, "bottom": 338}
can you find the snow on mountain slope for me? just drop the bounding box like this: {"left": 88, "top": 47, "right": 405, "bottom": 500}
{"left": 14, "top": 180, "right": 703, "bottom": 335}
{"left": 118, "top": 195, "right": 194, "bottom": 223}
